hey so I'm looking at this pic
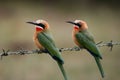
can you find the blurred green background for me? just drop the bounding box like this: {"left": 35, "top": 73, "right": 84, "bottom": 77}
{"left": 0, "top": 0, "right": 120, "bottom": 80}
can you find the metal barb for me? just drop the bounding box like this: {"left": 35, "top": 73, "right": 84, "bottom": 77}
{"left": 107, "top": 40, "right": 113, "bottom": 51}
{"left": 1, "top": 49, "right": 9, "bottom": 60}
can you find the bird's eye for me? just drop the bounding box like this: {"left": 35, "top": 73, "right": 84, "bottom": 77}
{"left": 76, "top": 23, "right": 81, "bottom": 27}
{"left": 38, "top": 23, "right": 45, "bottom": 29}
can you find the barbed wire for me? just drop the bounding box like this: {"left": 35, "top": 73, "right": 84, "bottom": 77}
{"left": 0, "top": 40, "right": 120, "bottom": 59}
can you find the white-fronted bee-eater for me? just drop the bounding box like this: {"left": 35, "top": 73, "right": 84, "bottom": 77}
{"left": 27, "top": 19, "right": 68, "bottom": 80}
{"left": 67, "top": 20, "right": 104, "bottom": 78}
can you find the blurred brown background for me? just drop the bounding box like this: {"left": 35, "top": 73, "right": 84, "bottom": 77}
{"left": 0, "top": 0, "right": 120, "bottom": 80}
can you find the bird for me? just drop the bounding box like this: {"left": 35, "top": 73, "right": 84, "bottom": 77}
{"left": 67, "top": 20, "right": 105, "bottom": 78}
{"left": 27, "top": 19, "right": 68, "bottom": 80}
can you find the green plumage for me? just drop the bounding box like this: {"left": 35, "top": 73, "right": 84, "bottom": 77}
{"left": 75, "top": 30, "right": 105, "bottom": 78}
{"left": 37, "top": 32, "right": 68, "bottom": 80}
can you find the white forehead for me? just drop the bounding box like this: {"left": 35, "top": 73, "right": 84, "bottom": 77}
{"left": 36, "top": 20, "right": 44, "bottom": 23}
{"left": 74, "top": 20, "right": 83, "bottom": 23}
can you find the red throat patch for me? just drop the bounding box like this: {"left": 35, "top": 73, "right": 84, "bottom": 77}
{"left": 74, "top": 26, "right": 79, "bottom": 30}
{"left": 36, "top": 27, "right": 43, "bottom": 31}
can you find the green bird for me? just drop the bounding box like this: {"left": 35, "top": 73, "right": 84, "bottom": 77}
{"left": 67, "top": 20, "right": 105, "bottom": 78}
{"left": 27, "top": 19, "right": 68, "bottom": 80}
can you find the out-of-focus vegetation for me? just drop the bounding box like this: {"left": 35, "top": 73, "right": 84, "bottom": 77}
{"left": 0, "top": 0, "right": 120, "bottom": 80}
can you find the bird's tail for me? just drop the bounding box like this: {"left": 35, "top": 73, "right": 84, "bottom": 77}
{"left": 94, "top": 57, "right": 105, "bottom": 78}
{"left": 57, "top": 62, "right": 68, "bottom": 80}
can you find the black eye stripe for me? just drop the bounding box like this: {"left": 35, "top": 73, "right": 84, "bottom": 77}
{"left": 38, "top": 23, "right": 45, "bottom": 29}
{"left": 76, "top": 23, "right": 81, "bottom": 27}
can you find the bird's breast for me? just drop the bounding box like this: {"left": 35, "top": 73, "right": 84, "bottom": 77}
{"left": 33, "top": 32, "right": 45, "bottom": 50}
{"left": 72, "top": 30, "right": 83, "bottom": 48}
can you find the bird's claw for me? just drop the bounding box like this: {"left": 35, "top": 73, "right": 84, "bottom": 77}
{"left": 18, "top": 49, "right": 28, "bottom": 55}
{"left": 73, "top": 46, "right": 81, "bottom": 51}
{"left": 35, "top": 49, "right": 43, "bottom": 54}
{"left": 34, "top": 49, "right": 48, "bottom": 54}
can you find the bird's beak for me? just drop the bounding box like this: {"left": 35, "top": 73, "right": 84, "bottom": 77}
{"left": 27, "top": 21, "right": 45, "bottom": 28}
{"left": 66, "top": 21, "right": 81, "bottom": 27}
{"left": 66, "top": 21, "right": 77, "bottom": 25}
{"left": 27, "top": 21, "right": 39, "bottom": 26}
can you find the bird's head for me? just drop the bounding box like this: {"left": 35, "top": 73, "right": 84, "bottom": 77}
{"left": 67, "top": 20, "right": 88, "bottom": 31}
{"left": 27, "top": 19, "right": 49, "bottom": 32}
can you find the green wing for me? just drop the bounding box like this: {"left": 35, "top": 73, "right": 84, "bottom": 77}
{"left": 37, "top": 32, "right": 64, "bottom": 64}
{"left": 37, "top": 32, "right": 68, "bottom": 80}
{"left": 75, "top": 31, "right": 102, "bottom": 59}
{"left": 43, "top": 30, "right": 56, "bottom": 47}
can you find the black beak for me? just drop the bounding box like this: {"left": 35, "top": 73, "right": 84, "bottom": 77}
{"left": 27, "top": 21, "right": 39, "bottom": 26}
{"left": 66, "top": 21, "right": 77, "bottom": 25}
{"left": 66, "top": 21, "right": 81, "bottom": 27}
{"left": 27, "top": 21, "right": 45, "bottom": 28}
